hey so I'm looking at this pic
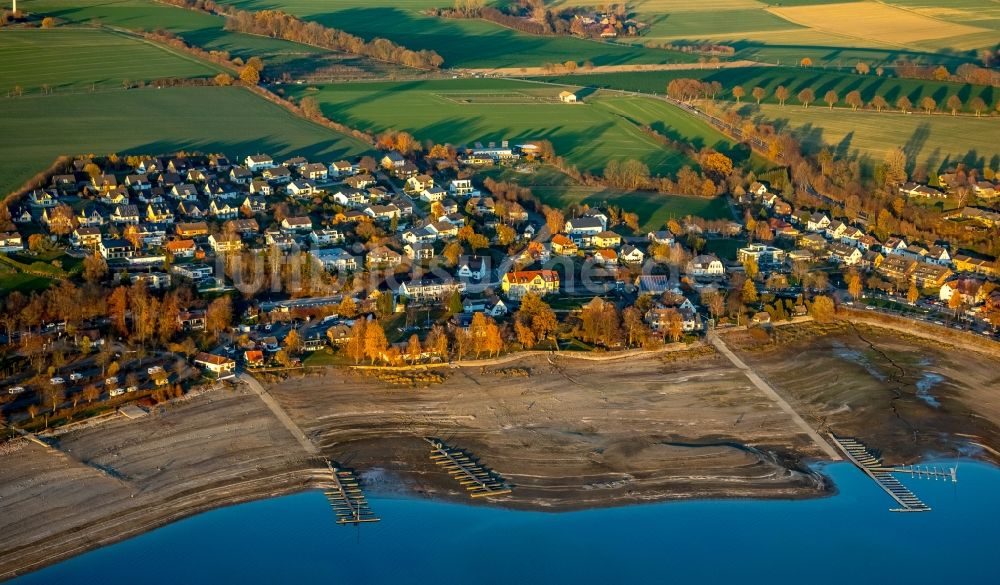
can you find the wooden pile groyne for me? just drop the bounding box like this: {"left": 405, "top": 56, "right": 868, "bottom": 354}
{"left": 425, "top": 438, "right": 511, "bottom": 498}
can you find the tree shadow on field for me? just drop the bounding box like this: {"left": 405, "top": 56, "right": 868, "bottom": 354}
{"left": 834, "top": 132, "right": 854, "bottom": 159}
{"left": 125, "top": 137, "right": 361, "bottom": 164}
{"left": 902, "top": 123, "right": 931, "bottom": 164}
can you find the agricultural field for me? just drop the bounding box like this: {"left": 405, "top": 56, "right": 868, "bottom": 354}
{"left": 767, "top": 1, "right": 994, "bottom": 52}
{"left": 0, "top": 87, "right": 371, "bottom": 196}
{"left": 214, "top": 0, "right": 692, "bottom": 68}
{"left": 0, "top": 28, "right": 220, "bottom": 94}
{"left": 20, "top": 0, "right": 384, "bottom": 79}
{"left": 536, "top": 68, "right": 997, "bottom": 113}
{"left": 554, "top": 0, "right": 995, "bottom": 66}
{"left": 286, "top": 78, "right": 742, "bottom": 175}
{"left": 741, "top": 103, "right": 1000, "bottom": 172}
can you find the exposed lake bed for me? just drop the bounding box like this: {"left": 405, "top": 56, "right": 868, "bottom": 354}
{"left": 1, "top": 323, "right": 998, "bottom": 581}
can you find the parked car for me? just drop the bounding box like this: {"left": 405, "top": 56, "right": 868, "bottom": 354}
{"left": 69, "top": 373, "right": 84, "bottom": 381}
{"left": 109, "top": 388, "right": 125, "bottom": 397}
{"left": 105, "top": 376, "right": 119, "bottom": 386}
{"left": 147, "top": 366, "right": 163, "bottom": 375}
{"left": 49, "top": 377, "right": 65, "bottom": 385}
{"left": 8, "top": 386, "right": 25, "bottom": 395}
{"left": 126, "top": 386, "right": 138, "bottom": 393}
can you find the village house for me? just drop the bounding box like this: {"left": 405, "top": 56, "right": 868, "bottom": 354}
{"left": 99, "top": 239, "right": 135, "bottom": 260}
{"left": 165, "top": 239, "right": 196, "bottom": 258}
{"left": 405, "top": 174, "right": 434, "bottom": 193}
{"left": 953, "top": 253, "right": 998, "bottom": 278}
{"left": 449, "top": 179, "right": 476, "bottom": 197}
{"left": 309, "top": 228, "right": 344, "bottom": 246}
{"left": 208, "top": 233, "right": 243, "bottom": 253}
{"left": 175, "top": 221, "right": 209, "bottom": 238}
{"left": 245, "top": 154, "right": 275, "bottom": 172}
{"left": 0, "top": 232, "right": 24, "bottom": 252}
{"left": 397, "top": 277, "right": 465, "bottom": 302}
{"left": 827, "top": 242, "right": 863, "bottom": 266}
{"left": 910, "top": 262, "right": 953, "bottom": 288}
{"left": 420, "top": 186, "right": 447, "bottom": 203}
{"left": 501, "top": 270, "right": 559, "bottom": 299}
{"left": 737, "top": 243, "right": 785, "bottom": 267}
{"left": 330, "top": 160, "right": 354, "bottom": 176}
{"left": 71, "top": 227, "right": 102, "bottom": 249}
{"left": 939, "top": 278, "right": 988, "bottom": 305}
{"left": 110, "top": 204, "right": 140, "bottom": 225}
{"left": 593, "top": 249, "right": 618, "bottom": 266}
{"left": 687, "top": 255, "right": 725, "bottom": 277}
{"left": 551, "top": 234, "right": 579, "bottom": 256}
{"left": 301, "top": 163, "right": 329, "bottom": 181}
{"left": 310, "top": 248, "right": 358, "bottom": 271}
{"left": 457, "top": 257, "right": 488, "bottom": 280}
{"left": 899, "top": 182, "right": 946, "bottom": 199}
{"left": 281, "top": 216, "right": 313, "bottom": 232}
{"left": 404, "top": 242, "right": 435, "bottom": 261}
{"left": 592, "top": 231, "right": 622, "bottom": 249}
{"left": 193, "top": 352, "right": 236, "bottom": 379}
{"left": 380, "top": 151, "right": 406, "bottom": 169}
{"left": 366, "top": 246, "right": 404, "bottom": 268}
{"left": 559, "top": 90, "right": 577, "bottom": 103}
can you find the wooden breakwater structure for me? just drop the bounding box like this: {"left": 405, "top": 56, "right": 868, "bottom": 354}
{"left": 323, "top": 462, "right": 379, "bottom": 524}
{"left": 425, "top": 438, "right": 511, "bottom": 498}
{"left": 830, "top": 435, "right": 940, "bottom": 512}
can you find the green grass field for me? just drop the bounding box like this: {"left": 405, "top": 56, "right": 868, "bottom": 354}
{"left": 0, "top": 28, "right": 220, "bottom": 94}
{"left": 286, "top": 78, "right": 742, "bottom": 174}
{"left": 744, "top": 103, "right": 1000, "bottom": 172}
{"left": 0, "top": 86, "right": 371, "bottom": 196}
{"left": 486, "top": 165, "right": 733, "bottom": 229}
{"left": 213, "top": 0, "right": 694, "bottom": 68}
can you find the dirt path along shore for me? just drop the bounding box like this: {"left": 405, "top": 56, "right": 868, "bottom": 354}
{"left": 709, "top": 333, "right": 842, "bottom": 460}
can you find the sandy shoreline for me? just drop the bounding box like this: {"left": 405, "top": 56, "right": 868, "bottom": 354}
{"left": 1, "top": 322, "right": 997, "bottom": 579}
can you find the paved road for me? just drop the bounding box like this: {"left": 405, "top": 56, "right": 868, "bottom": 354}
{"left": 239, "top": 372, "right": 320, "bottom": 456}
{"left": 708, "top": 333, "right": 842, "bottom": 461}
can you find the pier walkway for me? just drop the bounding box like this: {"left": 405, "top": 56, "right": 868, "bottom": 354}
{"left": 323, "top": 462, "right": 379, "bottom": 524}
{"left": 830, "top": 435, "right": 932, "bottom": 512}
{"left": 425, "top": 438, "right": 511, "bottom": 498}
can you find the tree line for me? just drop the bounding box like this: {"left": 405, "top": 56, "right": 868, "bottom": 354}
{"left": 158, "top": 0, "right": 443, "bottom": 69}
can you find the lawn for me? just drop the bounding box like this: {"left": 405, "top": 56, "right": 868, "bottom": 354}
{"left": 535, "top": 67, "right": 996, "bottom": 113}
{"left": 488, "top": 165, "right": 733, "bottom": 229}
{"left": 0, "top": 28, "right": 220, "bottom": 94}
{"left": 286, "top": 78, "right": 740, "bottom": 175}
{"left": 0, "top": 86, "right": 371, "bottom": 196}
{"left": 213, "top": 0, "right": 693, "bottom": 68}
{"left": 744, "top": 103, "right": 1000, "bottom": 172}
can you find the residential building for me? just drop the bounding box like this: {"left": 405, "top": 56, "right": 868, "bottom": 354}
{"left": 501, "top": 270, "right": 559, "bottom": 299}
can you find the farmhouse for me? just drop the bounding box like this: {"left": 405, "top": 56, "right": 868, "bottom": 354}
{"left": 559, "top": 91, "right": 578, "bottom": 103}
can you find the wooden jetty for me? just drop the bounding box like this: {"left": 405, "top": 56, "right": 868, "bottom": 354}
{"left": 425, "top": 438, "right": 511, "bottom": 498}
{"left": 323, "top": 462, "right": 379, "bottom": 524}
{"left": 829, "top": 435, "right": 936, "bottom": 512}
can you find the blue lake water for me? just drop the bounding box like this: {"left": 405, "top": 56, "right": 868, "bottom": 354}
{"left": 8, "top": 460, "right": 998, "bottom": 584}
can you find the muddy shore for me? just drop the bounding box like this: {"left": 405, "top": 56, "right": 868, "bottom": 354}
{"left": 0, "top": 323, "right": 997, "bottom": 579}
